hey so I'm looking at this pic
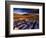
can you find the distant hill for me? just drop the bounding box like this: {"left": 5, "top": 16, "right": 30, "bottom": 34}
{"left": 13, "top": 13, "right": 39, "bottom": 21}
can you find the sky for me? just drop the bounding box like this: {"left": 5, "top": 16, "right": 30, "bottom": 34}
{"left": 13, "top": 8, "right": 39, "bottom": 14}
